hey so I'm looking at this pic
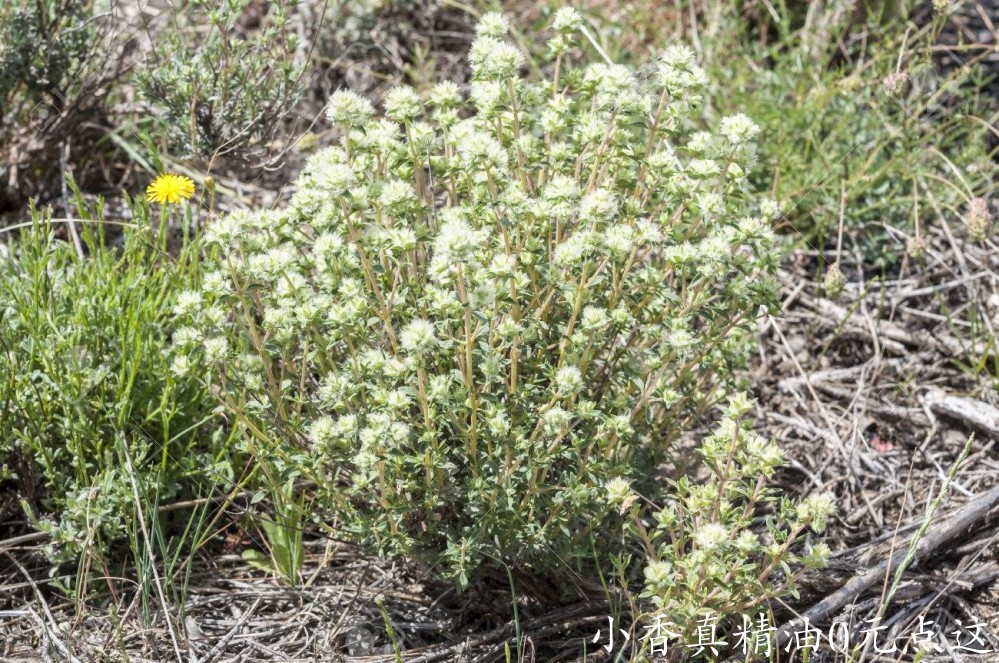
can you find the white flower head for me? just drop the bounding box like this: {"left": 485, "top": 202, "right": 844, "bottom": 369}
{"left": 541, "top": 406, "right": 573, "bottom": 434}
{"left": 173, "top": 291, "right": 203, "bottom": 317}
{"left": 644, "top": 560, "right": 674, "bottom": 588}
{"left": 315, "top": 162, "right": 356, "bottom": 195}
{"left": 429, "top": 80, "right": 462, "bottom": 108}
{"left": 173, "top": 326, "right": 202, "bottom": 346}
{"left": 476, "top": 11, "right": 509, "bottom": 38}
{"left": 543, "top": 174, "right": 580, "bottom": 203}
{"left": 555, "top": 365, "right": 584, "bottom": 396}
{"left": 308, "top": 416, "right": 337, "bottom": 448}
{"left": 693, "top": 522, "right": 728, "bottom": 550}
{"left": 687, "top": 158, "right": 721, "bottom": 179}
{"left": 486, "top": 408, "right": 511, "bottom": 437}
{"left": 579, "top": 188, "right": 618, "bottom": 223}
{"left": 655, "top": 44, "right": 708, "bottom": 92}
{"left": 796, "top": 492, "right": 837, "bottom": 532}
{"left": 202, "top": 270, "right": 232, "bottom": 296}
{"left": 687, "top": 130, "right": 714, "bottom": 154}
{"left": 469, "top": 36, "right": 524, "bottom": 81}
{"left": 760, "top": 198, "right": 782, "bottom": 220}
{"left": 582, "top": 63, "right": 636, "bottom": 100}
{"left": 603, "top": 226, "right": 634, "bottom": 257}
{"left": 734, "top": 530, "right": 758, "bottom": 553}
{"left": 204, "top": 213, "right": 241, "bottom": 246}
{"left": 384, "top": 85, "right": 422, "bottom": 122}
{"left": 326, "top": 89, "right": 375, "bottom": 127}
{"left": 719, "top": 113, "right": 760, "bottom": 145}
{"left": 433, "top": 215, "right": 483, "bottom": 265}
{"left": 456, "top": 130, "right": 508, "bottom": 173}
{"left": 581, "top": 306, "right": 609, "bottom": 331}
{"left": 553, "top": 234, "right": 588, "bottom": 266}
{"left": 203, "top": 337, "right": 229, "bottom": 363}
{"left": 170, "top": 354, "right": 192, "bottom": 378}
{"left": 605, "top": 477, "right": 632, "bottom": 504}
{"left": 803, "top": 542, "right": 832, "bottom": 568}
{"left": 660, "top": 43, "right": 697, "bottom": 69}
{"left": 552, "top": 7, "right": 583, "bottom": 33}
{"left": 399, "top": 318, "right": 437, "bottom": 355}
{"left": 379, "top": 179, "right": 417, "bottom": 209}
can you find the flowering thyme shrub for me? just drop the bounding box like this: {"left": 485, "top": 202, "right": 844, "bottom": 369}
{"left": 176, "top": 10, "right": 782, "bottom": 582}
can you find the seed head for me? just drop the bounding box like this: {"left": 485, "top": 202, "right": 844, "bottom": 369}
{"left": 823, "top": 261, "right": 846, "bottom": 297}
{"left": 966, "top": 197, "right": 992, "bottom": 242}
{"left": 882, "top": 71, "right": 910, "bottom": 96}
{"left": 906, "top": 234, "right": 928, "bottom": 260}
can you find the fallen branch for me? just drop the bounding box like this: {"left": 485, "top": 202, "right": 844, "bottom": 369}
{"left": 774, "top": 484, "right": 999, "bottom": 652}
{"left": 810, "top": 297, "right": 971, "bottom": 359}
{"left": 925, "top": 389, "right": 999, "bottom": 439}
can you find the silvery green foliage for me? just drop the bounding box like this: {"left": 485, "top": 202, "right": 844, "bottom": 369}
{"left": 176, "top": 11, "right": 781, "bottom": 583}
{"left": 136, "top": 0, "right": 301, "bottom": 161}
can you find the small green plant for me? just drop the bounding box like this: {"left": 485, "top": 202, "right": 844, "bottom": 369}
{"left": 136, "top": 0, "right": 304, "bottom": 162}
{"left": 0, "top": 200, "right": 228, "bottom": 564}
{"left": 176, "top": 10, "right": 785, "bottom": 583}
{"left": 241, "top": 479, "right": 305, "bottom": 585}
{"left": 627, "top": 396, "right": 834, "bottom": 644}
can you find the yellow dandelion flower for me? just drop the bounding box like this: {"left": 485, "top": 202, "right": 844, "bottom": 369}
{"left": 146, "top": 173, "right": 196, "bottom": 205}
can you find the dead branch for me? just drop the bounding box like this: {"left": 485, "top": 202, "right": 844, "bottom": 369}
{"left": 775, "top": 484, "right": 999, "bottom": 652}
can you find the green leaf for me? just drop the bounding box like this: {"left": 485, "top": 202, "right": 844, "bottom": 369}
{"left": 241, "top": 549, "right": 275, "bottom": 575}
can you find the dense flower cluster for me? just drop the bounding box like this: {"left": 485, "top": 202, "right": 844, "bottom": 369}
{"left": 175, "top": 11, "right": 781, "bottom": 581}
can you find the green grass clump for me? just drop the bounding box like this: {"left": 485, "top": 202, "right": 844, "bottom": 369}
{"left": 0, "top": 201, "right": 229, "bottom": 566}
{"left": 701, "top": 2, "right": 997, "bottom": 259}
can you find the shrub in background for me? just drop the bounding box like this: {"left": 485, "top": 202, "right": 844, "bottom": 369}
{"left": 308, "top": 0, "right": 423, "bottom": 60}
{"left": 303, "top": 0, "right": 474, "bottom": 95}
{"left": 585, "top": 0, "right": 997, "bottom": 259}
{"left": 175, "top": 9, "right": 790, "bottom": 584}
{"left": 0, "top": 0, "right": 126, "bottom": 211}
{"left": 135, "top": 0, "right": 304, "bottom": 162}
{"left": 0, "top": 202, "right": 228, "bottom": 563}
